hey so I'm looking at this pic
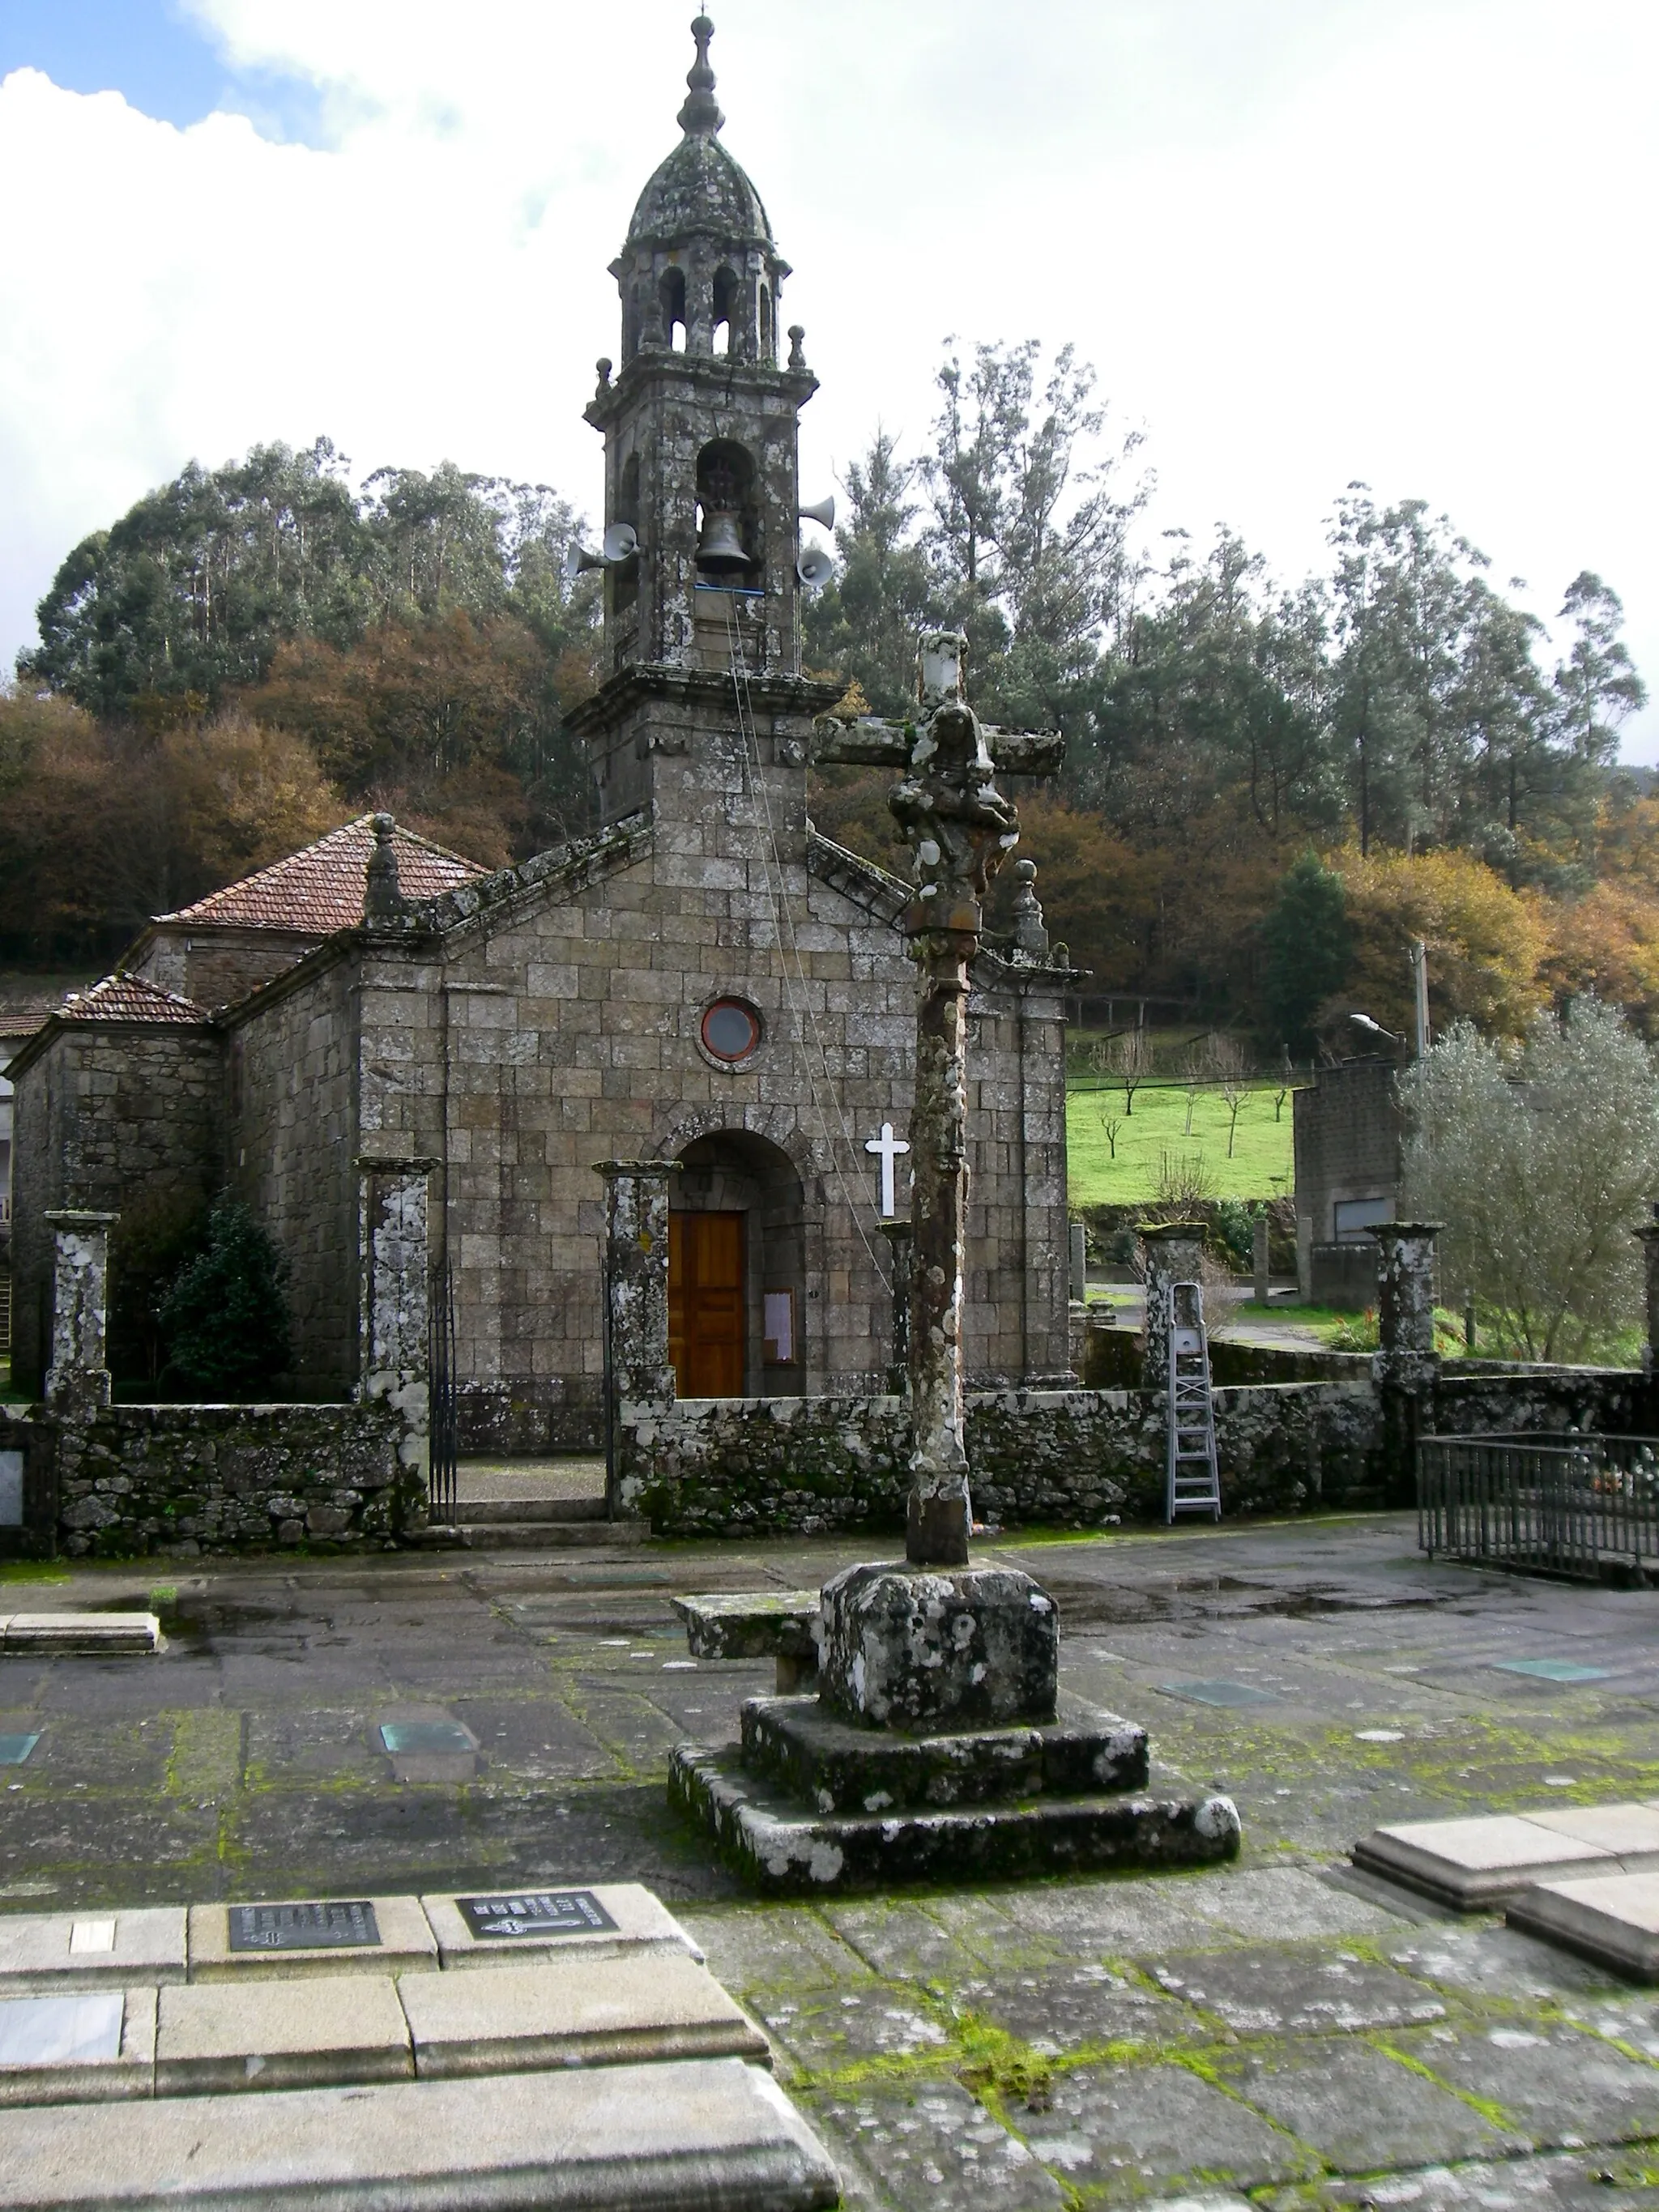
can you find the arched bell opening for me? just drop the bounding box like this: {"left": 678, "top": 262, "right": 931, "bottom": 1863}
{"left": 659, "top": 266, "right": 688, "bottom": 352}
{"left": 711, "top": 265, "right": 743, "bottom": 360}
{"left": 694, "top": 438, "right": 759, "bottom": 581}
{"left": 668, "top": 1130, "right": 805, "bottom": 1398}
{"left": 609, "top": 453, "right": 641, "bottom": 618}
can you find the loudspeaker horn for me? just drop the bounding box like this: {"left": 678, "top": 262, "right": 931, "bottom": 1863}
{"left": 565, "top": 541, "right": 608, "bottom": 582}
{"left": 796, "top": 541, "right": 837, "bottom": 591}
{"left": 603, "top": 522, "right": 639, "bottom": 563}
{"left": 798, "top": 495, "right": 836, "bottom": 531}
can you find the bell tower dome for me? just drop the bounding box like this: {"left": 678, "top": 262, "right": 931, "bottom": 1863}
{"left": 582, "top": 14, "right": 822, "bottom": 697}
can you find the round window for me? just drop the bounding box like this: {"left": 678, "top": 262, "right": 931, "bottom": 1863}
{"left": 702, "top": 999, "right": 761, "bottom": 1063}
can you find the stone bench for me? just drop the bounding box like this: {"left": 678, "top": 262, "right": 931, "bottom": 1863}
{"left": 670, "top": 1593, "right": 821, "bottom": 1694}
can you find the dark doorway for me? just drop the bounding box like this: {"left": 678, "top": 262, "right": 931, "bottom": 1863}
{"left": 669, "top": 1210, "right": 745, "bottom": 1396}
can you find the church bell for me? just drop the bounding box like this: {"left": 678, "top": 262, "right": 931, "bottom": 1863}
{"left": 695, "top": 509, "right": 754, "bottom": 576}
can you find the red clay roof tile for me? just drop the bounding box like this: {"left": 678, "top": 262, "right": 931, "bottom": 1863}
{"left": 58, "top": 974, "right": 206, "bottom": 1025}
{"left": 159, "top": 816, "right": 486, "bottom": 934}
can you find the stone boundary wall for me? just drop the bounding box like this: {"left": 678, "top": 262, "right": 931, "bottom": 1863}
{"left": 622, "top": 1379, "right": 1385, "bottom": 1538}
{"left": 53, "top": 1401, "right": 424, "bottom": 1558}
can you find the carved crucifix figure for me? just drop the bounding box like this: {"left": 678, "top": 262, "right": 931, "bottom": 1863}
{"left": 817, "top": 631, "right": 1063, "bottom": 1566}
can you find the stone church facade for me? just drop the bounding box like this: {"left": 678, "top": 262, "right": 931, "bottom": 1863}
{"left": 10, "top": 19, "right": 1075, "bottom": 1454}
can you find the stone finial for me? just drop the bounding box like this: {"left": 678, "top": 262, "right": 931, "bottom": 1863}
{"left": 1009, "top": 859, "right": 1050, "bottom": 961}
{"left": 787, "top": 323, "right": 806, "bottom": 371}
{"left": 677, "top": 13, "right": 724, "bottom": 136}
{"left": 595, "top": 356, "right": 613, "bottom": 397}
{"left": 363, "top": 813, "right": 406, "bottom": 923}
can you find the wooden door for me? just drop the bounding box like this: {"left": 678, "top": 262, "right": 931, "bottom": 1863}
{"left": 668, "top": 1212, "right": 746, "bottom": 1397}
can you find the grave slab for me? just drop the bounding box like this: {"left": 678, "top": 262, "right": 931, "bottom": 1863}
{"left": 1019, "top": 2058, "right": 1320, "bottom": 2193}
{"left": 1387, "top": 2020, "right": 1659, "bottom": 2149}
{"left": 398, "top": 1951, "right": 767, "bottom": 2075}
{"left": 187, "top": 1895, "right": 437, "bottom": 1980}
{"left": 0, "top": 1989, "right": 155, "bottom": 2106}
{"left": 1524, "top": 1804, "right": 1659, "bottom": 1856}
{"left": 156, "top": 1972, "right": 412, "bottom": 2095}
{"left": 1508, "top": 1873, "right": 1659, "bottom": 1979}
{"left": 0, "top": 1908, "right": 186, "bottom": 1994}
{"left": 3, "top": 1616, "right": 159, "bottom": 1656}
{"left": 810, "top": 2078, "right": 1060, "bottom": 2210}
{"left": 1150, "top": 1943, "right": 1447, "bottom": 2035}
{"left": 0, "top": 2056, "right": 841, "bottom": 2211}
{"left": 420, "top": 1882, "right": 702, "bottom": 1968}
{"left": 1352, "top": 1813, "right": 1627, "bottom": 1907}
{"left": 1207, "top": 2038, "right": 1516, "bottom": 2172}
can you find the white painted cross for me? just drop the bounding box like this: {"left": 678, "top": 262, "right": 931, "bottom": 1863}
{"left": 864, "top": 1122, "right": 911, "bottom": 1219}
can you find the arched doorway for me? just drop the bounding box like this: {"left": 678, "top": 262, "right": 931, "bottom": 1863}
{"left": 668, "top": 1131, "right": 805, "bottom": 1399}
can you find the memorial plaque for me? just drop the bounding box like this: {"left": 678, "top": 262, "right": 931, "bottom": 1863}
{"left": 0, "top": 1733, "right": 40, "bottom": 1767}
{"left": 227, "top": 1900, "right": 381, "bottom": 1953}
{"left": 0, "top": 1991, "right": 123, "bottom": 2066}
{"left": 457, "top": 1890, "right": 617, "bottom": 1940}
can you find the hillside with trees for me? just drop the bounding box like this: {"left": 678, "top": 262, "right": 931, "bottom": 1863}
{"left": 4, "top": 346, "right": 1648, "bottom": 1046}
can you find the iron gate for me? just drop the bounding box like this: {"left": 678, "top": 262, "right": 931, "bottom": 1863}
{"left": 428, "top": 1257, "right": 458, "bottom": 1524}
{"left": 1418, "top": 1431, "right": 1659, "bottom": 1579}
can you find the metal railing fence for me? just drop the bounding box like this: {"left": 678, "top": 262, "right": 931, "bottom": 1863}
{"left": 1418, "top": 1431, "right": 1659, "bottom": 1579}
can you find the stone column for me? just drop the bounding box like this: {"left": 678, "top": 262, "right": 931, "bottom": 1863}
{"left": 1636, "top": 1202, "right": 1659, "bottom": 1379}
{"left": 1252, "top": 1215, "right": 1270, "bottom": 1307}
{"left": 596, "top": 1161, "right": 680, "bottom": 1514}
{"left": 877, "top": 1218, "right": 913, "bottom": 1397}
{"left": 1371, "top": 1221, "right": 1442, "bottom": 1507}
{"left": 1139, "top": 1221, "right": 1206, "bottom": 1394}
{"left": 355, "top": 1158, "right": 437, "bottom": 1494}
{"left": 43, "top": 1211, "right": 118, "bottom": 1417}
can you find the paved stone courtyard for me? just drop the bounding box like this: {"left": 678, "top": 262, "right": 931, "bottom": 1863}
{"left": 6, "top": 1510, "right": 1659, "bottom": 2206}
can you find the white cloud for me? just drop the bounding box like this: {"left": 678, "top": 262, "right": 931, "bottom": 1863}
{"left": 3, "top": 0, "right": 1655, "bottom": 749}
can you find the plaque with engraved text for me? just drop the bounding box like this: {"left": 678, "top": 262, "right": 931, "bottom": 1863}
{"left": 228, "top": 1900, "right": 382, "bottom": 1952}
{"left": 456, "top": 1890, "right": 617, "bottom": 1940}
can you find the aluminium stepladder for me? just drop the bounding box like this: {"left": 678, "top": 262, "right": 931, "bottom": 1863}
{"left": 1165, "top": 1279, "right": 1222, "bottom": 1522}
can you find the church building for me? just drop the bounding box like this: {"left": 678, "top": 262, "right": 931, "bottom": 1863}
{"left": 10, "top": 16, "right": 1075, "bottom": 1452}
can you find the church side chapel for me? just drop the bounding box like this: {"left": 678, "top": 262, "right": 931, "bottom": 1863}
{"left": 8, "top": 15, "right": 1076, "bottom": 1459}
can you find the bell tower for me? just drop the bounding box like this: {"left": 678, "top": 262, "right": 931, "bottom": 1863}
{"left": 573, "top": 15, "right": 841, "bottom": 829}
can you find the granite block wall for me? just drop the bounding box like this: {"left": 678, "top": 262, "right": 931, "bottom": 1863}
{"left": 52, "top": 1400, "right": 420, "bottom": 1558}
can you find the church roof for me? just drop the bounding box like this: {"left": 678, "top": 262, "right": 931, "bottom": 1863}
{"left": 157, "top": 816, "right": 488, "bottom": 935}
{"left": 627, "top": 13, "right": 774, "bottom": 250}
{"left": 57, "top": 973, "right": 206, "bottom": 1025}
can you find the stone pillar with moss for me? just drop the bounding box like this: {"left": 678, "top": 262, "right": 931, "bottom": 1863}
{"left": 596, "top": 1160, "right": 680, "bottom": 1516}
{"left": 1636, "top": 1202, "right": 1659, "bottom": 1382}
{"left": 1371, "top": 1221, "right": 1442, "bottom": 1506}
{"left": 355, "top": 1158, "right": 436, "bottom": 1524}
{"left": 1139, "top": 1221, "right": 1207, "bottom": 1392}
{"left": 43, "top": 1211, "right": 118, "bottom": 1417}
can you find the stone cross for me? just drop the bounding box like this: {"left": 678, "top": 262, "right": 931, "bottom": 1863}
{"left": 816, "top": 630, "right": 1063, "bottom": 1566}
{"left": 864, "top": 1122, "right": 911, "bottom": 1218}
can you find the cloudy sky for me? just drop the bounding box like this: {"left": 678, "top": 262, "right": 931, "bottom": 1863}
{"left": 2, "top": 0, "right": 1654, "bottom": 751}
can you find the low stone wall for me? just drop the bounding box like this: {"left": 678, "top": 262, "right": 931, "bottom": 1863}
{"left": 53, "top": 1401, "right": 424, "bottom": 1558}
{"left": 1431, "top": 1366, "right": 1651, "bottom": 1438}
{"left": 455, "top": 1379, "right": 604, "bottom": 1457}
{"left": 622, "top": 1379, "right": 1385, "bottom": 1539}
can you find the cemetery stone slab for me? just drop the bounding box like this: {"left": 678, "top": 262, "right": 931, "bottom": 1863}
{"left": 817, "top": 1562, "right": 1058, "bottom": 1731}
{"left": 671, "top": 1593, "right": 821, "bottom": 1662}
{"left": 0, "top": 2056, "right": 842, "bottom": 2212}
{"left": 1388, "top": 2021, "right": 1659, "bottom": 2149}
{"left": 1508, "top": 1873, "right": 1659, "bottom": 1980}
{"left": 1020, "top": 2058, "right": 1320, "bottom": 2193}
{"left": 0, "top": 1989, "right": 155, "bottom": 2106}
{"left": 155, "top": 1972, "right": 412, "bottom": 2096}
{"left": 811, "top": 2078, "right": 1061, "bottom": 2210}
{"left": 1353, "top": 1813, "right": 1623, "bottom": 1907}
{"left": 3, "top": 1616, "right": 159, "bottom": 1656}
{"left": 1158, "top": 1679, "right": 1277, "bottom": 1708}
{"left": 1206, "top": 2038, "right": 1516, "bottom": 2172}
{"left": 739, "top": 1687, "right": 1147, "bottom": 1813}
{"left": 1524, "top": 1804, "right": 1659, "bottom": 1856}
{"left": 396, "top": 1951, "right": 768, "bottom": 2076}
{"left": 420, "top": 1882, "right": 702, "bottom": 1969}
{"left": 1149, "top": 1944, "right": 1448, "bottom": 2035}
{"left": 188, "top": 1894, "right": 437, "bottom": 1980}
{"left": 0, "top": 1907, "right": 186, "bottom": 1994}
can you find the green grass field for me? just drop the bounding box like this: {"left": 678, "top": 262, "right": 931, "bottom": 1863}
{"left": 1068, "top": 1080, "right": 1294, "bottom": 1206}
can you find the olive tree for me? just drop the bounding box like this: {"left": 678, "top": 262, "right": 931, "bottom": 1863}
{"left": 1400, "top": 998, "right": 1659, "bottom": 1361}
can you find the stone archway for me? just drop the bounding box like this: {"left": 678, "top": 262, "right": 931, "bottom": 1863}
{"left": 668, "top": 1130, "right": 806, "bottom": 1399}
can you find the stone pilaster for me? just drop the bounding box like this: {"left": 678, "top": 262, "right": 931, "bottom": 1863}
{"left": 1370, "top": 1221, "right": 1442, "bottom": 1507}
{"left": 1139, "top": 1221, "right": 1206, "bottom": 1393}
{"left": 355, "top": 1158, "right": 437, "bottom": 1498}
{"left": 43, "top": 1211, "right": 118, "bottom": 1417}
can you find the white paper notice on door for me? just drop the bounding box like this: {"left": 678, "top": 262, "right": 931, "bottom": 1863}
{"left": 762, "top": 1291, "right": 795, "bottom": 1364}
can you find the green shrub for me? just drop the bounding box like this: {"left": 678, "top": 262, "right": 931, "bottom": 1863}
{"left": 158, "top": 1197, "right": 290, "bottom": 1398}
